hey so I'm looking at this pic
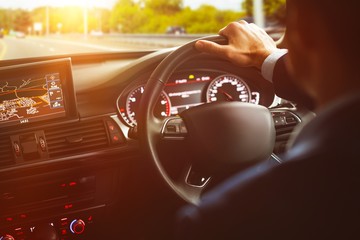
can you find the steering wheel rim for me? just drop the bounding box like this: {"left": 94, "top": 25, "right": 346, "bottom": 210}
{"left": 138, "top": 36, "right": 228, "bottom": 205}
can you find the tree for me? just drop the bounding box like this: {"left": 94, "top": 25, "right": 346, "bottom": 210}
{"left": 110, "top": 0, "right": 244, "bottom": 33}
{"left": 14, "top": 10, "right": 32, "bottom": 32}
{"left": 242, "top": 0, "right": 286, "bottom": 22}
{"left": 145, "top": 0, "right": 183, "bottom": 15}
{"left": 110, "top": 0, "right": 147, "bottom": 33}
{"left": 177, "top": 5, "right": 244, "bottom": 33}
{"left": 0, "top": 9, "right": 14, "bottom": 32}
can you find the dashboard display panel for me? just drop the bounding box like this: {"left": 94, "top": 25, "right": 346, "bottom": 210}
{"left": 0, "top": 58, "right": 78, "bottom": 127}
{"left": 118, "top": 69, "right": 270, "bottom": 128}
{"left": 164, "top": 72, "right": 212, "bottom": 115}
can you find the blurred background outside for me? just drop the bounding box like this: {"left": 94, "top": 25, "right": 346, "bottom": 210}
{"left": 0, "top": 0, "right": 286, "bottom": 60}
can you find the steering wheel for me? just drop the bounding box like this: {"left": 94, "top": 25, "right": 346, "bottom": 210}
{"left": 139, "top": 36, "right": 275, "bottom": 205}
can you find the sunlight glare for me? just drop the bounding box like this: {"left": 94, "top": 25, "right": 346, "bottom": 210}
{"left": 1, "top": 0, "right": 117, "bottom": 9}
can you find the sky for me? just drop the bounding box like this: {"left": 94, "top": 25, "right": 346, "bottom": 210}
{"left": 0, "top": 0, "right": 243, "bottom": 11}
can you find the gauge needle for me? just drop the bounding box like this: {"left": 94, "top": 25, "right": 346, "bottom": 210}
{"left": 219, "top": 89, "right": 234, "bottom": 101}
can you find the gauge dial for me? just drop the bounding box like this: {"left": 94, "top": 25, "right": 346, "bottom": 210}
{"left": 206, "top": 75, "right": 251, "bottom": 103}
{"left": 121, "top": 85, "right": 171, "bottom": 127}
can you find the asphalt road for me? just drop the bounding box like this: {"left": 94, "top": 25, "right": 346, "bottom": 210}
{"left": 0, "top": 31, "right": 283, "bottom": 60}
{"left": 0, "top": 36, "right": 164, "bottom": 60}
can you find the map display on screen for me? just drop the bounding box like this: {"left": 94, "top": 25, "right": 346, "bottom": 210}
{"left": 0, "top": 72, "right": 66, "bottom": 125}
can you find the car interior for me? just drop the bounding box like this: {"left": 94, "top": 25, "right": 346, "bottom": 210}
{"left": 0, "top": 2, "right": 312, "bottom": 239}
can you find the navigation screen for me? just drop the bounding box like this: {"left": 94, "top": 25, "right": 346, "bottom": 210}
{"left": 0, "top": 72, "right": 66, "bottom": 125}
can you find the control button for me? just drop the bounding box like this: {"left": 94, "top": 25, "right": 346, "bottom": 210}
{"left": 86, "top": 215, "right": 93, "bottom": 224}
{"left": 60, "top": 228, "right": 68, "bottom": 236}
{"left": 19, "top": 213, "right": 28, "bottom": 223}
{"left": 286, "top": 116, "right": 297, "bottom": 124}
{"left": 70, "top": 219, "right": 85, "bottom": 235}
{"left": 272, "top": 111, "right": 299, "bottom": 126}
{"left": 106, "top": 120, "right": 117, "bottom": 132}
{"left": 166, "top": 125, "right": 177, "bottom": 133}
{"left": 64, "top": 203, "right": 73, "bottom": 210}
{"left": 106, "top": 119, "right": 125, "bottom": 143}
{"left": 0, "top": 235, "right": 15, "bottom": 240}
{"left": 69, "top": 181, "right": 77, "bottom": 187}
{"left": 39, "top": 137, "right": 47, "bottom": 151}
{"left": 13, "top": 142, "right": 21, "bottom": 157}
{"left": 14, "top": 227, "right": 25, "bottom": 238}
{"left": 110, "top": 132, "right": 123, "bottom": 144}
{"left": 273, "top": 116, "right": 286, "bottom": 126}
{"left": 5, "top": 216, "right": 14, "bottom": 222}
{"left": 163, "top": 118, "right": 187, "bottom": 137}
{"left": 60, "top": 217, "right": 69, "bottom": 227}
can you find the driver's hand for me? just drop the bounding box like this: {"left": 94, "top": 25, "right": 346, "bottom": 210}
{"left": 195, "top": 21, "right": 278, "bottom": 70}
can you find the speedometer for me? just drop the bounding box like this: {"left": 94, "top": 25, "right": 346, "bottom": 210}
{"left": 206, "top": 74, "right": 251, "bottom": 103}
{"left": 120, "top": 85, "right": 171, "bottom": 127}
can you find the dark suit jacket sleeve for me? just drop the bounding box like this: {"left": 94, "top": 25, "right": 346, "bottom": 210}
{"left": 272, "top": 54, "right": 314, "bottom": 109}
{"left": 174, "top": 161, "right": 302, "bottom": 240}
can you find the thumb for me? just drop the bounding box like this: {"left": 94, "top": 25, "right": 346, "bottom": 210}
{"left": 195, "top": 40, "right": 228, "bottom": 58}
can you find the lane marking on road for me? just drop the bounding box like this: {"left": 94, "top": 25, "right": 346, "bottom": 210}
{"left": 0, "top": 40, "right": 7, "bottom": 60}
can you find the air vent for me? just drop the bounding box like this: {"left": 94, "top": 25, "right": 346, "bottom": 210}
{"left": 45, "top": 119, "right": 109, "bottom": 159}
{"left": 272, "top": 111, "right": 300, "bottom": 154}
{"left": 0, "top": 135, "right": 15, "bottom": 166}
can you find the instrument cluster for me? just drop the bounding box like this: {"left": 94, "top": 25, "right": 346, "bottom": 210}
{"left": 117, "top": 70, "right": 271, "bottom": 127}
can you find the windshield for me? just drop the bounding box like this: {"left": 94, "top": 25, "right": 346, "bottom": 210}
{"left": 0, "top": 0, "right": 285, "bottom": 60}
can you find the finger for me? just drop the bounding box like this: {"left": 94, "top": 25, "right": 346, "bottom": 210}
{"left": 218, "top": 26, "right": 228, "bottom": 37}
{"left": 195, "top": 40, "right": 228, "bottom": 57}
{"left": 218, "top": 26, "right": 227, "bottom": 36}
{"left": 248, "top": 23, "right": 276, "bottom": 44}
{"left": 219, "top": 21, "right": 243, "bottom": 37}
{"left": 220, "top": 21, "right": 250, "bottom": 40}
{"left": 249, "top": 23, "right": 267, "bottom": 35}
{"left": 238, "top": 20, "right": 249, "bottom": 25}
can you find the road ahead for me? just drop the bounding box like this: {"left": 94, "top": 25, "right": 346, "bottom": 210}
{"left": 0, "top": 36, "right": 163, "bottom": 60}
{"left": 0, "top": 31, "right": 283, "bottom": 60}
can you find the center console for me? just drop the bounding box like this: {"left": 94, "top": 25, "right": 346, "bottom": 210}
{"left": 0, "top": 167, "right": 118, "bottom": 240}
{"left": 0, "top": 59, "right": 126, "bottom": 239}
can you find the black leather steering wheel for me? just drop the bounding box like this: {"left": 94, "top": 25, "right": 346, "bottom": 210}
{"left": 139, "top": 36, "right": 275, "bottom": 205}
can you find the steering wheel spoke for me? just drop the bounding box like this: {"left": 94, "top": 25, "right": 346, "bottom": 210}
{"left": 175, "top": 165, "right": 211, "bottom": 205}
{"left": 184, "top": 165, "right": 211, "bottom": 187}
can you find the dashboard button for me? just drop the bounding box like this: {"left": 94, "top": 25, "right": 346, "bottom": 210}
{"left": 0, "top": 235, "right": 15, "bottom": 240}
{"left": 106, "top": 120, "right": 117, "bottom": 132}
{"left": 165, "top": 125, "right": 178, "bottom": 133}
{"left": 39, "top": 137, "right": 47, "bottom": 151}
{"left": 70, "top": 219, "right": 85, "bottom": 235}
{"left": 163, "top": 118, "right": 187, "bottom": 137}
{"left": 110, "top": 132, "right": 123, "bottom": 144}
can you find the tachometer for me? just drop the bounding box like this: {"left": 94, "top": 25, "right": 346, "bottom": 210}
{"left": 206, "top": 75, "right": 251, "bottom": 103}
{"left": 120, "top": 85, "right": 171, "bottom": 127}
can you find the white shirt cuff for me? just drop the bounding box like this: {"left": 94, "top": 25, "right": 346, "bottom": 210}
{"left": 261, "top": 49, "right": 288, "bottom": 82}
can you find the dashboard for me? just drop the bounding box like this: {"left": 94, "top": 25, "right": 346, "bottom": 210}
{"left": 0, "top": 49, "right": 303, "bottom": 240}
